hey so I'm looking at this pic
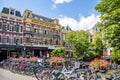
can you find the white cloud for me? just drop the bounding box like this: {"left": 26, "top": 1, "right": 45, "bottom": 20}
{"left": 52, "top": 4, "right": 57, "bottom": 9}
{"left": 58, "top": 14, "right": 100, "bottom": 30}
{"left": 52, "top": 0, "right": 72, "bottom": 4}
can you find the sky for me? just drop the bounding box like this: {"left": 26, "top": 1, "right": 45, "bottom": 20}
{"left": 0, "top": 0, "right": 100, "bottom": 30}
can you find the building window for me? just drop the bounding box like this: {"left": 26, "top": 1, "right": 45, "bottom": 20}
{"left": 56, "top": 30, "right": 58, "bottom": 35}
{"left": 9, "top": 36, "right": 14, "bottom": 45}
{"left": 2, "top": 23, "right": 7, "bottom": 31}
{"left": 2, "top": 35, "right": 7, "bottom": 44}
{"left": 45, "top": 39, "right": 47, "bottom": 45}
{"left": 44, "top": 29, "right": 48, "bottom": 35}
{"left": 63, "top": 34, "right": 65, "bottom": 40}
{"left": 10, "top": 9, "right": 14, "bottom": 15}
{"left": 50, "top": 39, "right": 52, "bottom": 45}
{"left": 16, "top": 25, "right": 19, "bottom": 32}
{"left": 27, "top": 13, "right": 30, "bottom": 18}
{"left": 46, "top": 30, "right": 48, "bottom": 35}
{"left": 56, "top": 39, "right": 58, "bottom": 45}
{"left": 39, "top": 28, "right": 43, "bottom": 34}
{"left": 34, "top": 36, "right": 37, "bottom": 43}
{"left": 34, "top": 28, "right": 38, "bottom": 33}
{"left": 16, "top": 36, "right": 21, "bottom": 44}
{"left": 44, "top": 30, "right": 46, "bottom": 35}
{"left": 34, "top": 16, "right": 38, "bottom": 19}
{"left": 26, "top": 36, "right": 30, "bottom": 42}
{"left": 40, "top": 38, "right": 43, "bottom": 45}
{"left": 26, "top": 25, "right": 30, "bottom": 31}
{"left": 50, "top": 29, "right": 53, "bottom": 37}
{"left": 10, "top": 24, "right": 14, "bottom": 31}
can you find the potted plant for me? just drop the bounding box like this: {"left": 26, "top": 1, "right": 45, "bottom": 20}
{"left": 90, "top": 58, "right": 109, "bottom": 73}
{"left": 26, "top": 50, "right": 31, "bottom": 58}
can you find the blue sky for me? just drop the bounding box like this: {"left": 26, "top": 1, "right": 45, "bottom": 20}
{"left": 0, "top": 0, "right": 100, "bottom": 30}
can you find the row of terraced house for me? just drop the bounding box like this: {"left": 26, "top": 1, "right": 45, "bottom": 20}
{"left": 0, "top": 7, "right": 72, "bottom": 61}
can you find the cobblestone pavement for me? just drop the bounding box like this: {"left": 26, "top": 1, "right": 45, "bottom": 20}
{"left": 0, "top": 68, "right": 36, "bottom": 80}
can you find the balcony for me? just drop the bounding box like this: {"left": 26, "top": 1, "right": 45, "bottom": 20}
{"left": 53, "top": 34, "right": 60, "bottom": 38}
{"left": 33, "top": 32, "right": 39, "bottom": 35}
{"left": 23, "top": 30, "right": 34, "bottom": 35}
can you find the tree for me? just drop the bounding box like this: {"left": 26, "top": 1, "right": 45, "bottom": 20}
{"left": 66, "top": 30, "right": 89, "bottom": 60}
{"left": 95, "top": 0, "right": 120, "bottom": 49}
{"left": 111, "top": 49, "right": 120, "bottom": 62}
{"left": 51, "top": 47, "right": 66, "bottom": 57}
{"left": 95, "top": 0, "right": 120, "bottom": 61}
{"left": 91, "top": 32, "right": 104, "bottom": 56}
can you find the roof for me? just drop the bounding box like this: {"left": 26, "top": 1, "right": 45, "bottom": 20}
{"left": 32, "top": 13, "right": 54, "bottom": 23}
{"left": 1, "top": 7, "right": 22, "bottom": 17}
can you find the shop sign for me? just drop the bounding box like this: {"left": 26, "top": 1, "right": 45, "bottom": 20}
{"left": 0, "top": 48, "right": 7, "bottom": 50}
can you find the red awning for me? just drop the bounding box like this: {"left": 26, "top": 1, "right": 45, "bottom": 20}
{"left": 34, "top": 48, "right": 40, "bottom": 50}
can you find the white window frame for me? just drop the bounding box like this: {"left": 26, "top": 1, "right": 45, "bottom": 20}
{"left": 9, "top": 36, "right": 14, "bottom": 45}
{"left": 2, "top": 35, "right": 7, "bottom": 44}
{"left": 26, "top": 25, "right": 30, "bottom": 31}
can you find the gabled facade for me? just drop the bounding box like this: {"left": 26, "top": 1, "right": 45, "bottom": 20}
{"left": 87, "top": 25, "right": 101, "bottom": 42}
{"left": 22, "top": 9, "right": 62, "bottom": 57}
{"left": 0, "top": 7, "right": 66, "bottom": 60}
{"left": 61, "top": 25, "right": 72, "bottom": 52}
{"left": 0, "top": 7, "right": 23, "bottom": 60}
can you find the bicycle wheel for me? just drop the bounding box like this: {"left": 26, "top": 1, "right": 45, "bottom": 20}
{"left": 34, "top": 67, "right": 43, "bottom": 80}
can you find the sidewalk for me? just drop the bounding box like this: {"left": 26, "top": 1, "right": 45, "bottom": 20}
{"left": 0, "top": 68, "right": 36, "bottom": 80}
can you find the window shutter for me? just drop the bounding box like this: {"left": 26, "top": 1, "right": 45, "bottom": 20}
{"left": 14, "top": 25, "right": 16, "bottom": 31}
{"left": 20, "top": 26, "right": 22, "bottom": 32}
{"left": 0, "top": 35, "right": 1, "bottom": 42}
{"left": 0, "top": 22, "right": 1, "bottom": 29}
{"left": 7, "top": 36, "right": 9, "bottom": 43}
{"left": 14, "top": 37, "right": 16, "bottom": 43}
{"left": 7, "top": 24, "right": 9, "bottom": 30}
{"left": 21, "top": 37, "right": 22, "bottom": 44}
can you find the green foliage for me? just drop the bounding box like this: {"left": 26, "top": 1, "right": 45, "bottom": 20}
{"left": 66, "top": 30, "right": 89, "bottom": 60}
{"left": 90, "top": 32, "right": 104, "bottom": 56}
{"left": 111, "top": 49, "right": 120, "bottom": 62}
{"left": 51, "top": 47, "right": 66, "bottom": 57}
{"left": 95, "top": 0, "right": 120, "bottom": 49}
{"left": 26, "top": 50, "right": 31, "bottom": 55}
{"left": 83, "top": 51, "right": 100, "bottom": 60}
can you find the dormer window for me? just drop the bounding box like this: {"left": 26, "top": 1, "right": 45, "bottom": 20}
{"left": 40, "top": 18, "right": 43, "bottom": 20}
{"left": 27, "top": 13, "right": 30, "bottom": 18}
{"left": 10, "top": 9, "right": 14, "bottom": 15}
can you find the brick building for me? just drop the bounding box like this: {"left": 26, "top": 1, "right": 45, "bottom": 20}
{"left": 0, "top": 7, "right": 23, "bottom": 61}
